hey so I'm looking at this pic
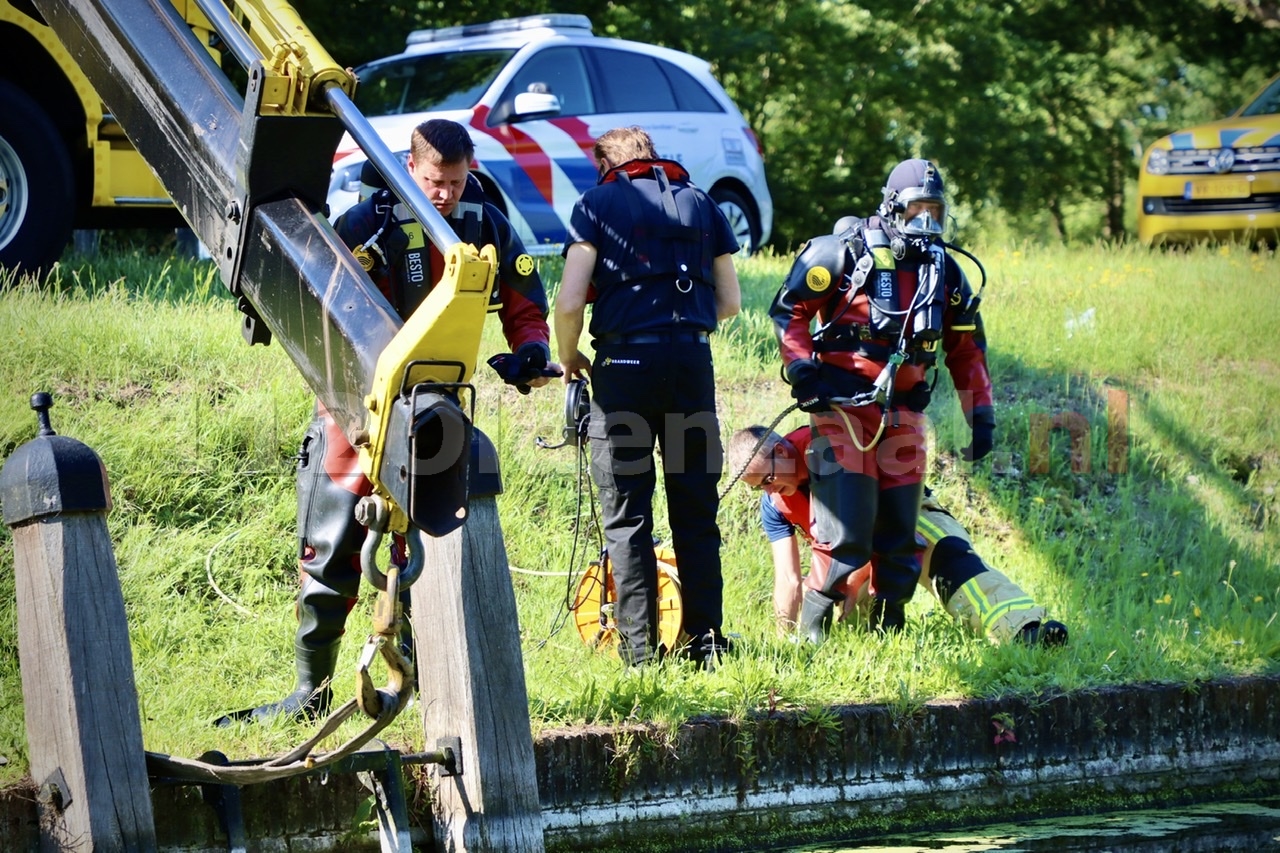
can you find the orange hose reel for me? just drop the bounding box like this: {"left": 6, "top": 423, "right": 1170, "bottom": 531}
{"left": 572, "top": 546, "right": 686, "bottom": 656}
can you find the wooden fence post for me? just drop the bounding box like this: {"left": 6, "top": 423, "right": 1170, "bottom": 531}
{"left": 0, "top": 393, "right": 156, "bottom": 852}
{"left": 411, "top": 494, "right": 544, "bottom": 852}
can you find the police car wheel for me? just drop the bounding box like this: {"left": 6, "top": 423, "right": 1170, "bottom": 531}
{"left": 0, "top": 80, "right": 75, "bottom": 278}
{"left": 710, "top": 187, "right": 760, "bottom": 256}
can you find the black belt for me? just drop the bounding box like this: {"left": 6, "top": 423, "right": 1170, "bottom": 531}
{"left": 595, "top": 331, "right": 710, "bottom": 345}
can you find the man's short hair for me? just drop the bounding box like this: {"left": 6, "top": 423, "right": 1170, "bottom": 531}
{"left": 726, "top": 426, "right": 781, "bottom": 481}
{"left": 411, "top": 118, "right": 475, "bottom": 166}
{"left": 593, "top": 126, "right": 657, "bottom": 169}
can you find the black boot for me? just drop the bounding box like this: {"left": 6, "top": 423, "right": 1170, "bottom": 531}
{"left": 266, "top": 411, "right": 362, "bottom": 716}
{"left": 870, "top": 483, "right": 926, "bottom": 604}
{"left": 798, "top": 588, "right": 840, "bottom": 645}
{"left": 1018, "top": 620, "right": 1069, "bottom": 647}
{"left": 247, "top": 640, "right": 341, "bottom": 722}
{"left": 214, "top": 639, "right": 340, "bottom": 726}
{"left": 869, "top": 597, "right": 906, "bottom": 634}
{"left": 216, "top": 413, "right": 365, "bottom": 727}
{"left": 681, "top": 630, "right": 734, "bottom": 671}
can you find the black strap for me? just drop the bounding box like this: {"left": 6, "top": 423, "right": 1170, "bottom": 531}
{"left": 457, "top": 207, "right": 482, "bottom": 246}
{"left": 651, "top": 167, "right": 701, "bottom": 244}
{"left": 604, "top": 170, "right": 708, "bottom": 288}
{"left": 811, "top": 333, "right": 937, "bottom": 367}
{"left": 454, "top": 176, "right": 487, "bottom": 246}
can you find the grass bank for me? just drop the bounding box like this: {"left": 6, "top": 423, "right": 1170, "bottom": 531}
{"left": 0, "top": 240, "right": 1277, "bottom": 788}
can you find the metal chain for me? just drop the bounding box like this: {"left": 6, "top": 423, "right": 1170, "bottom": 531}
{"left": 717, "top": 402, "right": 799, "bottom": 503}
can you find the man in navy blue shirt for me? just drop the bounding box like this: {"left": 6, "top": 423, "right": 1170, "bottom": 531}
{"left": 555, "top": 126, "right": 741, "bottom": 669}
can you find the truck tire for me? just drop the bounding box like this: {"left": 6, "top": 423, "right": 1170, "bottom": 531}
{"left": 709, "top": 186, "right": 760, "bottom": 256}
{"left": 0, "top": 80, "right": 76, "bottom": 277}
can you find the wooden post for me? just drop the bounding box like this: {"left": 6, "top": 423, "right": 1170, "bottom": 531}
{"left": 0, "top": 393, "right": 156, "bottom": 852}
{"left": 411, "top": 494, "right": 544, "bottom": 852}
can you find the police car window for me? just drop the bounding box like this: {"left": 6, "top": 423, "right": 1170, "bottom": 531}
{"left": 497, "top": 46, "right": 594, "bottom": 119}
{"left": 588, "top": 48, "right": 678, "bottom": 113}
{"left": 662, "top": 62, "right": 725, "bottom": 113}
{"left": 355, "top": 50, "right": 515, "bottom": 116}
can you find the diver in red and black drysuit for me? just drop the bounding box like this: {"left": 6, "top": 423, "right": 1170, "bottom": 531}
{"left": 768, "top": 158, "right": 993, "bottom": 641}
{"left": 225, "top": 119, "right": 557, "bottom": 724}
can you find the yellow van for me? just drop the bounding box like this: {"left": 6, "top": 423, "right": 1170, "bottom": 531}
{"left": 1137, "top": 72, "right": 1280, "bottom": 245}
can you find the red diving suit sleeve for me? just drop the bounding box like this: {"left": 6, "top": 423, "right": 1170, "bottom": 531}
{"left": 488, "top": 204, "right": 551, "bottom": 352}
{"left": 941, "top": 256, "right": 993, "bottom": 419}
{"left": 769, "top": 235, "right": 848, "bottom": 378}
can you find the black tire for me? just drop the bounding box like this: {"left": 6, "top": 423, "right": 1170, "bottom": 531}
{"left": 0, "top": 80, "right": 76, "bottom": 277}
{"left": 709, "top": 186, "right": 760, "bottom": 256}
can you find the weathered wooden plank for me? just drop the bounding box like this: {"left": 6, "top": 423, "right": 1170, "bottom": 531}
{"left": 3, "top": 410, "right": 156, "bottom": 852}
{"left": 411, "top": 496, "right": 544, "bottom": 852}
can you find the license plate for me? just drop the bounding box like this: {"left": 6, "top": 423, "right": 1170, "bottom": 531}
{"left": 1185, "top": 179, "right": 1251, "bottom": 200}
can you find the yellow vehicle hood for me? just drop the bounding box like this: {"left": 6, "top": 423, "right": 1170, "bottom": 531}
{"left": 1155, "top": 114, "right": 1280, "bottom": 151}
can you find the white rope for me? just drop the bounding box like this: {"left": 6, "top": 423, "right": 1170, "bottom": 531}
{"left": 509, "top": 565, "right": 575, "bottom": 577}
{"left": 204, "top": 528, "right": 255, "bottom": 617}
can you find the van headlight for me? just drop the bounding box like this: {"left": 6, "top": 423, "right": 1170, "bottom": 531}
{"left": 1145, "top": 148, "right": 1170, "bottom": 176}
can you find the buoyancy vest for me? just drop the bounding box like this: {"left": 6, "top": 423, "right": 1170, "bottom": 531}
{"left": 355, "top": 176, "right": 491, "bottom": 317}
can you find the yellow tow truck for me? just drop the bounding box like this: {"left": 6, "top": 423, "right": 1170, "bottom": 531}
{"left": 0, "top": 0, "right": 215, "bottom": 271}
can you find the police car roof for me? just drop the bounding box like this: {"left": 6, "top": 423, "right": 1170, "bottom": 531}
{"left": 406, "top": 14, "right": 593, "bottom": 47}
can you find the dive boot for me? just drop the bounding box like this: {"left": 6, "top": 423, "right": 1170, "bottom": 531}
{"left": 214, "top": 641, "right": 340, "bottom": 726}
{"left": 798, "top": 588, "right": 840, "bottom": 645}
{"left": 869, "top": 597, "right": 906, "bottom": 635}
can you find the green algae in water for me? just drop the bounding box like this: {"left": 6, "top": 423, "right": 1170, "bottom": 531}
{"left": 777, "top": 799, "right": 1280, "bottom": 851}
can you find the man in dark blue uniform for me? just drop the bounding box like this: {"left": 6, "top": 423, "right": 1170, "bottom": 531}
{"left": 555, "top": 126, "right": 741, "bottom": 668}
{"left": 228, "top": 119, "right": 557, "bottom": 723}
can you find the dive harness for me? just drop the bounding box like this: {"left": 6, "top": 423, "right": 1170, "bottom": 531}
{"left": 803, "top": 230, "right": 988, "bottom": 452}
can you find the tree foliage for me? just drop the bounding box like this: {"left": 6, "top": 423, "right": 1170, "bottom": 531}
{"left": 292, "top": 0, "right": 1279, "bottom": 247}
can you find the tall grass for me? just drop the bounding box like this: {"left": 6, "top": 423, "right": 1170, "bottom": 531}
{"left": 1, "top": 240, "right": 1276, "bottom": 788}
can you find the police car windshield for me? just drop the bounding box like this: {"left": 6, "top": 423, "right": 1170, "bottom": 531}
{"left": 355, "top": 50, "right": 516, "bottom": 116}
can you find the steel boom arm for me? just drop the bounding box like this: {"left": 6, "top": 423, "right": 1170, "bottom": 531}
{"left": 34, "top": 0, "right": 496, "bottom": 533}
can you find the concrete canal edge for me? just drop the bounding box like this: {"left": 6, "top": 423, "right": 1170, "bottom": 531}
{"left": 3, "top": 674, "right": 1279, "bottom": 851}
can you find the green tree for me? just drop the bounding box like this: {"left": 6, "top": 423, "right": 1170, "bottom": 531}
{"left": 289, "top": 0, "right": 1279, "bottom": 246}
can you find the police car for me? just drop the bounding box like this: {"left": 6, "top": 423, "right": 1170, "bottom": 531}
{"left": 327, "top": 14, "right": 773, "bottom": 255}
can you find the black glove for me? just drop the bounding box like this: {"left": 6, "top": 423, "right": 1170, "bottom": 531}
{"left": 788, "top": 360, "right": 838, "bottom": 414}
{"left": 962, "top": 410, "right": 995, "bottom": 462}
{"left": 487, "top": 342, "right": 560, "bottom": 394}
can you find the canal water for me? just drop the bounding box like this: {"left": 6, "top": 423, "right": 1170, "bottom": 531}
{"left": 771, "top": 798, "right": 1280, "bottom": 851}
